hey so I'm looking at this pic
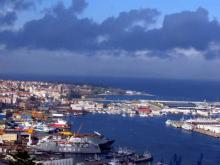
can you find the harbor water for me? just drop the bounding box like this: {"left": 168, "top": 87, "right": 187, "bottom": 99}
{"left": 69, "top": 114, "right": 220, "bottom": 165}
{"left": 2, "top": 75, "right": 220, "bottom": 164}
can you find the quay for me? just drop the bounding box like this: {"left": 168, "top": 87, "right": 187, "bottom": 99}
{"left": 1, "top": 78, "right": 220, "bottom": 164}
{"left": 166, "top": 120, "right": 220, "bottom": 138}
{"left": 78, "top": 153, "right": 153, "bottom": 165}
{"left": 166, "top": 121, "right": 184, "bottom": 128}
{"left": 79, "top": 157, "right": 130, "bottom": 165}
{"left": 194, "top": 128, "right": 220, "bottom": 138}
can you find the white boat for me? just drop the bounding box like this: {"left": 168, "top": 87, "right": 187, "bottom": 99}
{"left": 139, "top": 114, "right": 149, "bottom": 117}
{"left": 182, "top": 123, "right": 193, "bottom": 131}
{"left": 48, "top": 119, "right": 68, "bottom": 128}
{"left": 51, "top": 113, "right": 64, "bottom": 118}
{"left": 68, "top": 131, "right": 115, "bottom": 151}
{"left": 122, "top": 114, "right": 127, "bottom": 117}
{"left": 129, "top": 113, "right": 135, "bottom": 117}
{"left": 165, "top": 120, "right": 172, "bottom": 125}
{"left": 33, "top": 123, "right": 55, "bottom": 133}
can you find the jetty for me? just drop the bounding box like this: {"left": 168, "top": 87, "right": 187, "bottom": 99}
{"left": 166, "top": 119, "right": 220, "bottom": 138}
{"left": 194, "top": 128, "right": 220, "bottom": 138}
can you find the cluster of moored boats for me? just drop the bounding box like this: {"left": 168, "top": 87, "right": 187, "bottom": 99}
{"left": 165, "top": 117, "right": 220, "bottom": 138}
{"left": 29, "top": 131, "right": 115, "bottom": 154}
{"left": 7, "top": 118, "right": 68, "bottom": 133}
{"left": 2, "top": 110, "right": 153, "bottom": 164}
{"left": 79, "top": 148, "right": 153, "bottom": 164}
{"left": 5, "top": 113, "right": 115, "bottom": 154}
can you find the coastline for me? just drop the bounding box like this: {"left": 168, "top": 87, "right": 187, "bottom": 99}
{"left": 0, "top": 78, "right": 220, "bottom": 164}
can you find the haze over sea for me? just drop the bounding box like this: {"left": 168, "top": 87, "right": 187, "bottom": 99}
{"left": 1, "top": 74, "right": 220, "bottom": 164}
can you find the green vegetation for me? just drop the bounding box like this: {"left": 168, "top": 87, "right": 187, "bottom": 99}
{"left": 9, "top": 150, "right": 37, "bottom": 165}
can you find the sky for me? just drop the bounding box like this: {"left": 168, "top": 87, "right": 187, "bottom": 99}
{"left": 1, "top": 0, "right": 220, "bottom": 80}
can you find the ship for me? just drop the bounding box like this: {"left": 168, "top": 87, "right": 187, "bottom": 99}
{"left": 61, "top": 131, "right": 115, "bottom": 151}
{"left": 33, "top": 141, "right": 101, "bottom": 154}
{"left": 82, "top": 148, "right": 153, "bottom": 164}
{"left": 48, "top": 119, "right": 68, "bottom": 128}
{"left": 29, "top": 135, "right": 101, "bottom": 154}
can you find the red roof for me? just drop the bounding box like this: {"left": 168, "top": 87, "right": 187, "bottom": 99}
{"left": 138, "top": 107, "right": 152, "bottom": 113}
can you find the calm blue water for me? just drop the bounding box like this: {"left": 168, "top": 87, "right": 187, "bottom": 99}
{"left": 70, "top": 114, "right": 220, "bottom": 165}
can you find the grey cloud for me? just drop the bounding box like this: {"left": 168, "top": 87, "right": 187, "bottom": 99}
{"left": 0, "top": 3, "right": 220, "bottom": 60}
{"left": 0, "top": 0, "right": 34, "bottom": 10}
{"left": 48, "top": 0, "right": 88, "bottom": 17}
{"left": 155, "top": 8, "right": 220, "bottom": 50}
{"left": 204, "top": 42, "right": 220, "bottom": 59}
{"left": 70, "top": 0, "right": 88, "bottom": 14}
{"left": 0, "top": 4, "right": 159, "bottom": 51}
{"left": 104, "top": 8, "right": 220, "bottom": 52}
{"left": 101, "top": 9, "right": 159, "bottom": 32}
{"left": 0, "top": 12, "right": 17, "bottom": 26}
{"left": 0, "top": 0, "right": 35, "bottom": 26}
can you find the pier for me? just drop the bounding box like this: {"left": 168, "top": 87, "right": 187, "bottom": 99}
{"left": 194, "top": 128, "right": 220, "bottom": 138}
{"left": 78, "top": 153, "right": 153, "bottom": 165}
{"left": 167, "top": 120, "right": 220, "bottom": 138}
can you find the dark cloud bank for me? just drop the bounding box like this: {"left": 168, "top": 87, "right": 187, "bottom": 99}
{"left": 0, "top": 0, "right": 220, "bottom": 59}
{"left": 0, "top": 0, "right": 34, "bottom": 26}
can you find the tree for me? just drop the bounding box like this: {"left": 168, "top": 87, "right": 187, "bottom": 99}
{"left": 8, "top": 150, "right": 37, "bottom": 165}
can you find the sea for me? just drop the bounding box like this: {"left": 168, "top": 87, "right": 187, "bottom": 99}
{"left": 1, "top": 74, "right": 220, "bottom": 164}
{"left": 69, "top": 114, "right": 220, "bottom": 165}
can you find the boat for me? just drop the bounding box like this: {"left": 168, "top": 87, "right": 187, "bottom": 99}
{"left": 131, "top": 152, "right": 153, "bottom": 163}
{"left": 51, "top": 113, "right": 64, "bottom": 118}
{"left": 33, "top": 123, "right": 55, "bottom": 133}
{"left": 68, "top": 109, "right": 85, "bottom": 116}
{"left": 165, "top": 120, "right": 172, "bottom": 125}
{"left": 182, "top": 123, "right": 193, "bottom": 131}
{"left": 29, "top": 135, "right": 101, "bottom": 154}
{"left": 129, "top": 113, "right": 135, "bottom": 117}
{"left": 48, "top": 119, "right": 68, "bottom": 128}
{"left": 69, "top": 131, "right": 115, "bottom": 151}
{"left": 32, "top": 141, "right": 101, "bottom": 154}
{"left": 79, "top": 148, "right": 153, "bottom": 164}
{"left": 122, "top": 114, "right": 127, "bottom": 117}
{"left": 139, "top": 114, "right": 149, "bottom": 117}
{"left": 117, "top": 147, "right": 134, "bottom": 156}
{"left": 106, "top": 148, "right": 134, "bottom": 158}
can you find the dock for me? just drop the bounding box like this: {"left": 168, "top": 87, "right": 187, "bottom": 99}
{"left": 79, "top": 154, "right": 153, "bottom": 165}
{"left": 167, "top": 120, "right": 220, "bottom": 138}
{"left": 193, "top": 128, "right": 220, "bottom": 138}
{"left": 167, "top": 121, "right": 184, "bottom": 128}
